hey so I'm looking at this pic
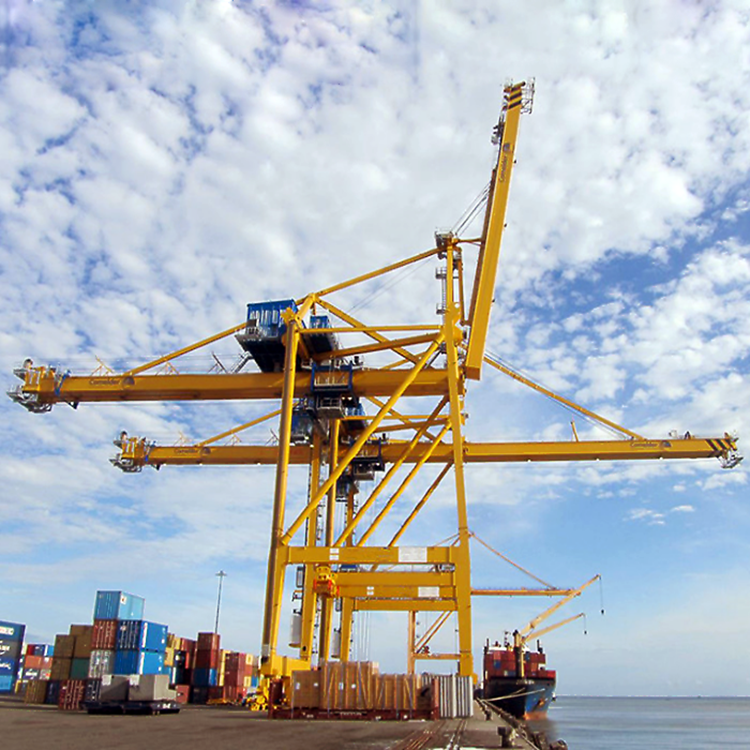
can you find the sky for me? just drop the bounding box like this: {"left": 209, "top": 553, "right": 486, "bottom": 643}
{"left": 1, "top": 0, "right": 750, "bottom": 697}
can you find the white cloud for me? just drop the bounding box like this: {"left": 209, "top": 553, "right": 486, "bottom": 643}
{"left": 1, "top": 1, "right": 749, "bottom": 691}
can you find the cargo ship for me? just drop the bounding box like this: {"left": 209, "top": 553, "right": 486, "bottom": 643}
{"left": 481, "top": 637, "right": 556, "bottom": 720}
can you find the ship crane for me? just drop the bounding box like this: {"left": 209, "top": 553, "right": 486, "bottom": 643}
{"left": 511, "top": 574, "right": 600, "bottom": 679}
{"left": 7, "top": 81, "right": 742, "bottom": 685}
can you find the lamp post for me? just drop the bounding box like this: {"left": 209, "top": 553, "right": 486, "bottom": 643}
{"left": 215, "top": 570, "right": 227, "bottom": 634}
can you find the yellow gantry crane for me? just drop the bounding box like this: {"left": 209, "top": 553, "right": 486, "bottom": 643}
{"left": 8, "top": 82, "right": 742, "bottom": 683}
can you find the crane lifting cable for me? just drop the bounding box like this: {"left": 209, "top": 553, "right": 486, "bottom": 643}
{"left": 451, "top": 181, "right": 491, "bottom": 236}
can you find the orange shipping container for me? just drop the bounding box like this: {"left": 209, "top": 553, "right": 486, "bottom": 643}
{"left": 50, "top": 658, "right": 71, "bottom": 681}
{"left": 92, "top": 620, "right": 118, "bottom": 650}
{"left": 24, "top": 681, "right": 48, "bottom": 705}
{"left": 73, "top": 630, "right": 93, "bottom": 660}
{"left": 24, "top": 654, "right": 44, "bottom": 670}
{"left": 53, "top": 635, "right": 75, "bottom": 659}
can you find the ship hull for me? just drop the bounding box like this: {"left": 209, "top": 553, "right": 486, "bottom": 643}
{"left": 483, "top": 675, "right": 555, "bottom": 720}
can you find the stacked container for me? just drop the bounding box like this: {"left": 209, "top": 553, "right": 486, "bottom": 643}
{"left": 113, "top": 619, "right": 168, "bottom": 675}
{"left": 0, "top": 620, "right": 25, "bottom": 694}
{"left": 220, "top": 652, "right": 257, "bottom": 702}
{"left": 192, "top": 632, "right": 220, "bottom": 702}
{"left": 20, "top": 643, "right": 53, "bottom": 682}
{"left": 53, "top": 625, "right": 95, "bottom": 709}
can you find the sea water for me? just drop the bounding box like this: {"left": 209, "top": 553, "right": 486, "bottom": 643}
{"left": 528, "top": 696, "right": 750, "bottom": 749}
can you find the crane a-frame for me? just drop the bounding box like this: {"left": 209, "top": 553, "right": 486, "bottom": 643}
{"left": 9, "top": 82, "right": 741, "bottom": 682}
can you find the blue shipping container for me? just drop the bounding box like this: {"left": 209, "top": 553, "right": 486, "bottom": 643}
{"left": 46, "top": 680, "right": 61, "bottom": 705}
{"left": 94, "top": 591, "right": 145, "bottom": 621}
{"left": 0, "top": 621, "right": 25, "bottom": 641}
{"left": 113, "top": 649, "right": 166, "bottom": 676}
{"left": 116, "top": 620, "right": 168, "bottom": 652}
{"left": 0, "top": 657, "right": 19, "bottom": 677}
{"left": 0, "top": 626, "right": 24, "bottom": 692}
{"left": 192, "top": 667, "right": 218, "bottom": 687}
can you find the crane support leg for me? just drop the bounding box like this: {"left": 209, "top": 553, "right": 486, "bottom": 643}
{"left": 444, "top": 245, "right": 475, "bottom": 678}
{"left": 339, "top": 596, "right": 354, "bottom": 661}
{"left": 260, "top": 317, "right": 300, "bottom": 672}
{"left": 318, "top": 420, "right": 340, "bottom": 662}
{"left": 299, "top": 432, "right": 323, "bottom": 662}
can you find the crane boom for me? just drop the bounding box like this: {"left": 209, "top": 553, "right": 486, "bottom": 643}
{"left": 465, "top": 81, "right": 533, "bottom": 380}
{"left": 110, "top": 434, "right": 739, "bottom": 470}
{"left": 8, "top": 366, "right": 450, "bottom": 409}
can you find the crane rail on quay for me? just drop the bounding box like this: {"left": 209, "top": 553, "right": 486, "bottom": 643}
{"left": 8, "top": 80, "right": 742, "bottom": 711}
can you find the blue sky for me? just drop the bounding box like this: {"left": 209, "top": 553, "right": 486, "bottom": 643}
{"left": 1, "top": 1, "right": 750, "bottom": 697}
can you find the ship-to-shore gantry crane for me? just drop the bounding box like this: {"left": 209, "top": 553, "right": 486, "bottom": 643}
{"left": 9, "top": 82, "right": 742, "bottom": 683}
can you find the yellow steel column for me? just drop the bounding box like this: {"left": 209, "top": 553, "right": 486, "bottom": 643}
{"left": 299, "top": 431, "right": 323, "bottom": 662}
{"left": 319, "top": 419, "right": 340, "bottom": 662}
{"left": 260, "top": 316, "right": 300, "bottom": 673}
{"left": 444, "top": 243, "right": 475, "bottom": 678}
{"left": 339, "top": 597, "right": 354, "bottom": 661}
{"left": 338, "top": 482, "right": 357, "bottom": 660}
{"left": 407, "top": 611, "right": 417, "bottom": 674}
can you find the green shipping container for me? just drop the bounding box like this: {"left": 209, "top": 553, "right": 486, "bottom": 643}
{"left": 69, "top": 658, "right": 90, "bottom": 680}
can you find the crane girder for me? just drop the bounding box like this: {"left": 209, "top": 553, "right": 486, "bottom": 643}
{"left": 9, "top": 366, "right": 450, "bottom": 408}
{"left": 112, "top": 434, "right": 739, "bottom": 470}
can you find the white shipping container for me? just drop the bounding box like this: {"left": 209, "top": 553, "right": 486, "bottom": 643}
{"left": 88, "top": 649, "right": 115, "bottom": 679}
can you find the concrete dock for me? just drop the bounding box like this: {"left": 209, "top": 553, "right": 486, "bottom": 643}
{"left": 1, "top": 694, "right": 566, "bottom": 749}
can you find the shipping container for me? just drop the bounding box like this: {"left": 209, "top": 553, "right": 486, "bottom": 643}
{"left": 92, "top": 619, "right": 118, "bottom": 650}
{"left": 50, "top": 657, "right": 72, "bottom": 681}
{"left": 23, "top": 680, "right": 49, "bottom": 704}
{"left": 88, "top": 649, "right": 115, "bottom": 679}
{"left": 72, "top": 629, "right": 93, "bottom": 660}
{"left": 190, "top": 686, "right": 210, "bottom": 704}
{"left": 0, "top": 639, "right": 22, "bottom": 661}
{"left": 0, "top": 622, "right": 25, "bottom": 695}
{"left": 24, "top": 654, "right": 44, "bottom": 670}
{"left": 174, "top": 684, "right": 190, "bottom": 704}
{"left": 197, "top": 632, "right": 220, "bottom": 651}
{"left": 0, "top": 621, "right": 25, "bottom": 642}
{"left": 45, "top": 680, "right": 61, "bottom": 705}
{"left": 94, "top": 591, "right": 145, "bottom": 621}
{"left": 195, "top": 649, "right": 220, "bottom": 670}
{"left": 53, "top": 635, "right": 75, "bottom": 659}
{"left": 113, "top": 649, "right": 166, "bottom": 676}
{"left": 116, "top": 620, "right": 168, "bottom": 652}
{"left": 58, "top": 679, "right": 86, "bottom": 711}
{"left": 85, "top": 678, "right": 102, "bottom": 702}
{"left": 70, "top": 658, "right": 90, "bottom": 680}
{"left": 192, "top": 667, "right": 218, "bottom": 687}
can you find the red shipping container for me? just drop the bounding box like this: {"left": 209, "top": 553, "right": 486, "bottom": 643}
{"left": 224, "top": 652, "right": 247, "bottom": 673}
{"left": 195, "top": 650, "right": 220, "bottom": 670}
{"left": 224, "top": 668, "right": 243, "bottom": 687}
{"left": 24, "top": 654, "right": 44, "bottom": 670}
{"left": 92, "top": 619, "right": 118, "bottom": 650}
{"left": 174, "top": 685, "right": 190, "bottom": 704}
{"left": 58, "top": 679, "right": 86, "bottom": 711}
{"left": 197, "top": 632, "right": 220, "bottom": 651}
